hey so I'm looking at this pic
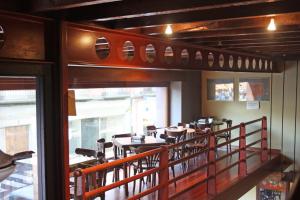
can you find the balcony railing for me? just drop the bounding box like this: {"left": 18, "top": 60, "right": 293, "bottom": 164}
{"left": 72, "top": 116, "right": 268, "bottom": 200}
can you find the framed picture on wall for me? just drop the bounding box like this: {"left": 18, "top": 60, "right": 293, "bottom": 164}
{"left": 239, "top": 78, "right": 270, "bottom": 101}
{"left": 207, "top": 78, "right": 234, "bottom": 101}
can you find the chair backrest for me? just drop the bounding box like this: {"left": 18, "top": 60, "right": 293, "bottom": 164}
{"left": 178, "top": 122, "right": 186, "bottom": 127}
{"left": 75, "top": 148, "right": 97, "bottom": 158}
{"left": 166, "top": 129, "right": 187, "bottom": 143}
{"left": 97, "top": 138, "right": 113, "bottom": 155}
{"left": 146, "top": 125, "right": 157, "bottom": 137}
{"left": 134, "top": 146, "right": 160, "bottom": 168}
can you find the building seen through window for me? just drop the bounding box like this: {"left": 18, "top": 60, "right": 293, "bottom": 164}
{"left": 68, "top": 87, "right": 168, "bottom": 163}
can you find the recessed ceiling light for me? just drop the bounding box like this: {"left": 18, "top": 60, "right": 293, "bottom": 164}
{"left": 267, "top": 18, "right": 276, "bottom": 31}
{"left": 165, "top": 24, "right": 173, "bottom": 35}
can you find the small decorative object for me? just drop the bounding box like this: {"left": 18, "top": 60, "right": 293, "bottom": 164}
{"left": 122, "top": 41, "right": 135, "bottom": 61}
{"left": 95, "top": 37, "right": 110, "bottom": 59}
{"left": 195, "top": 50, "right": 203, "bottom": 65}
{"left": 164, "top": 46, "right": 174, "bottom": 64}
{"left": 259, "top": 59, "right": 263, "bottom": 70}
{"left": 181, "top": 49, "right": 189, "bottom": 65}
{"left": 0, "top": 25, "right": 4, "bottom": 49}
{"left": 145, "top": 44, "right": 156, "bottom": 63}
{"left": 229, "top": 55, "right": 234, "bottom": 68}
{"left": 219, "top": 54, "right": 224, "bottom": 68}
{"left": 237, "top": 56, "right": 242, "bottom": 69}
{"left": 265, "top": 60, "right": 268, "bottom": 70}
{"left": 252, "top": 58, "right": 257, "bottom": 70}
{"left": 245, "top": 58, "right": 250, "bottom": 70}
{"left": 270, "top": 61, "right": 273, "bottom": 71}
{"left": 208, "top": 52, "right": 214, "bottom": 67}
{"left": 131, "top": 135, "right": 145, "bottom": 142}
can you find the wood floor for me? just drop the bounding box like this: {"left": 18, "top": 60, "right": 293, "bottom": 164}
{"left": 84, "top": 149, "right": 281, "bottom": 200}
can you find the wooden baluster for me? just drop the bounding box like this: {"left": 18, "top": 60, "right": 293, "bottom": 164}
{"left": 261, "top": 116, "right": 268, "bottom": 162}
{"left": 73, "top": 169, "right": 82, "bottom": 200}
{"left": 207, "top": 130, "right": 216, "bottom": 195}
{"left": 158, "top": 146, "right": 169, "bottom": 200}
{"left": 82, "top": 172, "right": 86, "bottom": 200}
{"left": 239, "top": 123, "right": 247, "bottom": 177}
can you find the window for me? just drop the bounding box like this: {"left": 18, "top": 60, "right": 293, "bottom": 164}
{"left": 68, "top": 87, "right": 168, "bottom": 163}
{"left": 0, "top": 78, "right": 42, "bottom": 200}
{"left": 207, "top": 79, "right": 234, "bottom": 101}
{"left": 239, "top": 78, "right": 270, "bottom": 101}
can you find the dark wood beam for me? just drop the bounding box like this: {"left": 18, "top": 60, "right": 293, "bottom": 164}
{"left": 168, "top": 26, "right": 300, "bottom": 40}
{"left": 31, "top": 0, "right": 121, "bottom": 12}
{"left": 135, "top": 12, "right": 300, "bottom": 36}
{"left": 97, "top": 0, "right": 300, "bottom": 29}
{"left": 50, "top": 0, "right": 282, "bottom": 22}
{"left": 211, "top": 40, "right": 300, "bottom": 48}
{"left": 177, "top": 32, "right": 300, "bottom": 43}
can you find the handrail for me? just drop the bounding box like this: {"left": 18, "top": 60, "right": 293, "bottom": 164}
{"left": 167, "top": 132, "right": 210, "bottom": 149}
{"left": 81, "top": 147, "right": 162, "bottom": 174}
{"left": 72, "top": 116, "right": 268, "bottom": 200}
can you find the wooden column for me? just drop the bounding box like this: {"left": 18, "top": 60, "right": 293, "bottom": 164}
{"left": 158, "top": 146, "right": 169, "bottom": 200}
{"left": 261, "top": 116, "right": 268, "bottom": 162}
{"left": 239, "top": 123, "right": 247, "bottom": 177}
{"left": 207, "top": 130, "right": 216, "bottom": 195}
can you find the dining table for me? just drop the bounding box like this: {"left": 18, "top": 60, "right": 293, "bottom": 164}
{"left": 112, "top": 135, "right": 166, "bottom": 196}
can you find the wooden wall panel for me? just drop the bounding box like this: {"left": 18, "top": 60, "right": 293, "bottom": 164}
{"left": 0, "top": 11, "right": 46, "bottom": 60}
{"left": 65, "top": 22, "right": 276, "bottom": 73}
{"left": 296, "top": 60, "right": 300, "bottom": 169}
{"left": 282, "top": 61, "right": 297, "bottom": 160}
{"left": 270, "top": 73, "right": 283, "bottom": 150}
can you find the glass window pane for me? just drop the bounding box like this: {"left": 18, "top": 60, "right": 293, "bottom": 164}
{"left": 239, "top": 78, "right": 270, "bottom": 101}
{"left": 207, "top": 79, "right": 234, "bottom": 101}
{"left": 68, "top": 87, "right": 168, "bottom": 164}
{"left": 0, "top": 78, "right": 40, "bottom": 200}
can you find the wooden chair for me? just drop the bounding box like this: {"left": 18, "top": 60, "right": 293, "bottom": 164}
{"left": 132, "top": 146, "right": 160, "bottom": 193}
{"left": 185, "top": 129, "right": 208, "bottom": 165}
{"left": 146, "top": 125, "right": 157, "bottom": 137}
{"left": 215, "top": 119, "right": 232, "bottom": 153}
{"left": 72, "top": 148, "right": 107, "bottom": 200}
{"left": 166, "top": 129, "right": 187, "bottom": 171}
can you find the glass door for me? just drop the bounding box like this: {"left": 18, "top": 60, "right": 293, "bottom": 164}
{"left": 0, "top": 76, "right": 44, "bottom": 200}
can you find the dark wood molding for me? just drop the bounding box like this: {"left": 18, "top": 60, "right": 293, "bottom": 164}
{"left": 64, "top": 22, "right": 277, "bottom": 73}
{"left": 97, "top": 1, "right": 300, "bottom": 29}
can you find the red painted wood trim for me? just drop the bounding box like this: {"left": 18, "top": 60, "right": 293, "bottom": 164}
{"left": 239, "top": 123, "right": 247, "bottom": 177}
{"left": 207, "top": 130, "right": 216, "bottom": 195}
{"left": 261, "top": 116, "right": 268, "bottom": 162}
{"left": 158, "top": 145, "right": 169, "bottom": 200}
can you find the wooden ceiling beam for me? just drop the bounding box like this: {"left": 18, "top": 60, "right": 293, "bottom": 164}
{"left": 132, "top": 12, "right": 300, "bottom": 35}
{"left": 210, "top": 40, "right": 300, "bottom": 48}
{"left": 168, "top": 26, "right": 300, "bottom": 40}
{"left": 52, "top": 0, "right": 283, "bottom": 22}
{"left": 98, "top": 0, "right": 300, "bottom": 29}
{"left": 177, "top": 32, "right": 300, "bottom": 43}
{"left": 31, "top": 0, "right": 121, "bottom": 12}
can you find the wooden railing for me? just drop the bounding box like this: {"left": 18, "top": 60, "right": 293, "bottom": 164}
{"left": 72, "top": 116, "right": 268, "bottom": 200}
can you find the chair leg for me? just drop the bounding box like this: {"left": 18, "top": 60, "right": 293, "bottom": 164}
{"left": 171, "top": 166, "right": 176, "bottom": 188}
{"left": 133, "top": 168, "right": 137, "bottom": 193}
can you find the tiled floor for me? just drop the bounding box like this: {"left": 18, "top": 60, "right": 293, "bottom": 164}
{"left": 0, "top": 161, "right": 34, "bottom": 200}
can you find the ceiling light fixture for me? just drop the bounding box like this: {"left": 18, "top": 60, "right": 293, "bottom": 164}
{"left": 267, "top": 18, "right": 276, "bottom": 31}
{"left": 165, "top": 24, "right": 173, "bottom": 35}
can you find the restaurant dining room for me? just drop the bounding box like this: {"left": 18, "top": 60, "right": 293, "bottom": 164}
{"left": 1, "top": 1, "right": 300, "bottom": 200}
